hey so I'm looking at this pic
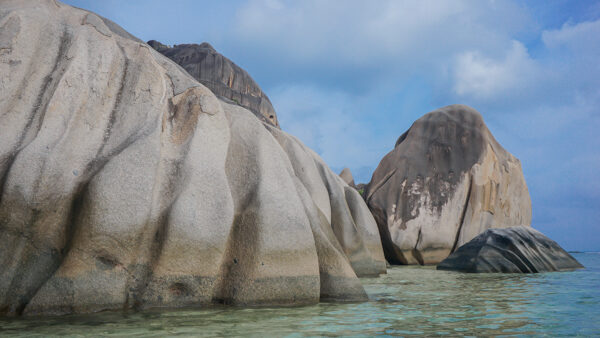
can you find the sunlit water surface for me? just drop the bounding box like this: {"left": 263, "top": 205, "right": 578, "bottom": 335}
{"left": 1, "top": 253, "right": 598, "bottom": 337}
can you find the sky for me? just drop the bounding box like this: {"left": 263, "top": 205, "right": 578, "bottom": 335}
{"left": 63, "top": 0, "right": 600, "bottom": 251}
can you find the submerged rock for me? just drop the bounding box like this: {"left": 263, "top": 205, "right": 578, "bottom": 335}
{"left": 147, "top": 40, "right": 279, "bottom": 128}
{"left": 437, "top": 226, "right": 583, "bottom": 273}
{"left": 365, "top": 105, "right": 531, "bottom": 265}
{"left": 0, "top": 0, "right": 385, "bottom": 316}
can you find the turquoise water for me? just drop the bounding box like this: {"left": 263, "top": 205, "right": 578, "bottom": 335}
{"left": 1, "top": 253, "right": 598, "bottom": 337}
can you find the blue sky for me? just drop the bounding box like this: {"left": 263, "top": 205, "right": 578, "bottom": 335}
{"left": 63, "top": 0, "right": 599, "bottom": 251}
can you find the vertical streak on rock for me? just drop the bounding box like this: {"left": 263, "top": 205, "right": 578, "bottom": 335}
{"left": 125, "top": 85, "right": 208, "bottom": 309}
{"left": 211, "top": 112, "right": 261, "bottom": 305}
{"left": 99, "top": 46, "right": 129, "bottom": 151}
{"left": 211, "top": 200, "right": 260, "bottom": 305}
{"left": 0, "top": 28, "right": 74, "bottom": 316}
{"left": 124, "top": 97, "right": 181, "bottom": 309}
{"left": 227, "top": 72, "right": 233, "bottom": 88}
{"left": 412, "top": 228, "right": 424, "bottom": 265}
{"left": 20, "top": 29, "right": 72, "bottom": 148}
{"left": 451, "top": 176, "right": 473, "bottom": 253}
{"left": 0, "top": 28, "right": 72, "bottom": 205}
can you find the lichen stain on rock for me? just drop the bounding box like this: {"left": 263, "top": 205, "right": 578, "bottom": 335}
{"left": 166, "top": 87, "right": 210, "bottom": 145}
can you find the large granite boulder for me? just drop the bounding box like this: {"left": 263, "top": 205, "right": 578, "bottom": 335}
{"left": 0, "top": 0, "right": 385, "bottom": 316}
{"left": 437, "top": 226, "right": 583, "bottom": 273}
{"left": 365, "top": 105, "right": 531, "bottom": 265}
{"left": 148, "top": 40, "right": 279, "bottom": 128}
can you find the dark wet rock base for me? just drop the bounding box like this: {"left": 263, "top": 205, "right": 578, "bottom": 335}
{"left": 437, "top": 226, "right": 584, "bottom": 273}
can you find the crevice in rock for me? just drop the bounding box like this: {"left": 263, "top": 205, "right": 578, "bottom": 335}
{"left": 0, "top": 155, "right": 16, "bottom": 207}
{"left": 412, "top": 228, "right": 424, "bottom": 265}
{"left": 365, "top": 168, "right": 397, "bottom": 203}
{"left": 371, "top": 205, "right": 407, "bottom": 265}
{"left": 451, "top": 175, "right": 473, "bottom": 253}
{"left": 313, "top": 159, "right": 373, "bottom": 274}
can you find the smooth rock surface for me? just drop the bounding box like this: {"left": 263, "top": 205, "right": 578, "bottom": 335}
{"left": 148, "top": 40, "right": 279, "bottom": 127}
{"left": 365, "top": 105, "right": 531, "bottom": 265}
{"left": 437, "top": 226, "right": 583, "bottom": 273}
{"left": 339, "top": 168, "right": 356, "bottom": 188}
{"left": 0, "top": 0, "right": 384, "bottom": 316}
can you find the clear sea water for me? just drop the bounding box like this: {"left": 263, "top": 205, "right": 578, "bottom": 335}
{"left": 1, "top": 253, "right": 598, "bottom": 337}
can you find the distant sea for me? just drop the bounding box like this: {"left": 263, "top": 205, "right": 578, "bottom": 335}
{"left": 1, "top": 253, "right": 598, "bottom": 337}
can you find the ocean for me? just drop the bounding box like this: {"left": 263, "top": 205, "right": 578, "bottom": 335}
{"left": 1, "top": 253, "right": 598, "bottom": 337}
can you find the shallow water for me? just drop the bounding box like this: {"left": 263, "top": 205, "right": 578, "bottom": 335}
{"left": 1, "top": 253, "right": 599, "bottom": 337}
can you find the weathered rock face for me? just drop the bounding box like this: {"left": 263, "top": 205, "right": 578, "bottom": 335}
{"left": 339, "top": 168, "right": 356, "bottom": 187}
{"left": 365, "top": 105, "right": 531, "bottom": 265}
{"left": 147, "top": 40, "right": 279, "bottom": 128}
{"left": 437, "top": 226, "right": 583, "bottom": 273}
{"left": 265, "top": 127, "right": 386, "bottom": 278}
{"left": 0, "top": 0, "right": 385, "bottom": 316}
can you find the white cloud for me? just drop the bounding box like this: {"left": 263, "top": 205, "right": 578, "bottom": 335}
{"left": 270, "top": 84, "right": 388, "bottom": 178}
{"left": 230, "top": 0, "right": 531, "bottom": 72}
{"left": 450, "top": 18, "right": 600, "bottom": 106}
{"left": 452, "top": 40, "right": 540, "bottom": 99}
{"left": 539, "top": 18, "right": 600, "bottom": 95}
{"left": 542, "top": 19, "right": 600, "bottom": 51}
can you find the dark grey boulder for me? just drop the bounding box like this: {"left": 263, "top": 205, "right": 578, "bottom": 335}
{"left": 437, "top": 226, "right": 584, "bottom": 273}
{"left": 148, "top": 40, "right": 279, "bottom": 127}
